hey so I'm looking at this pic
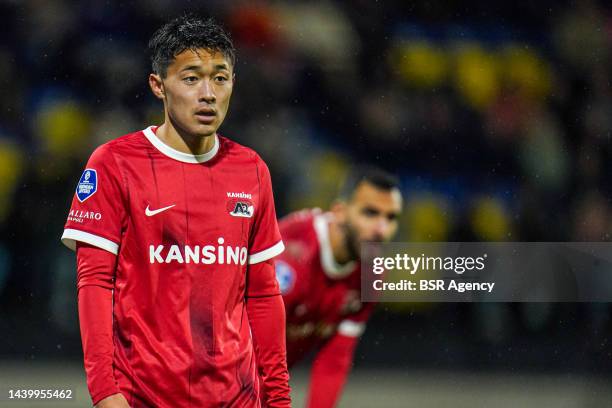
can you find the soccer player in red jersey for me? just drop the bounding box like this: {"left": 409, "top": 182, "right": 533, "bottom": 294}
{"left": 60, "top": 16, "right": 290, "bottom": 408}
{"left": 275, "top": 167, "right": 402, "bottom": 408}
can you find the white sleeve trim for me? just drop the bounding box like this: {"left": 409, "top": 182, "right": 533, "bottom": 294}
{"left": 248, "top": 240, "right": 285, "bottom": 264}
{"left": 338, "top": 320, "right": 366, "bottom": 338}
{"left": 61, "top": 228, "right": 119, "bottom": 255}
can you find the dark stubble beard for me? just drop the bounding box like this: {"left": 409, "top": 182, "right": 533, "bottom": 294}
{"left": 341, "top": 220, "right": 361, "bottom": 261}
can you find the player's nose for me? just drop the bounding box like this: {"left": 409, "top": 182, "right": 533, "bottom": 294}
{"left": 373, "top": 218, "right": 391, "bottom": 240}
{"left": 199, "top": 80, "right": 216, "bottom": 103}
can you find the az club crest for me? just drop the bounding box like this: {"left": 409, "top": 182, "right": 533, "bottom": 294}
{"left": 227, "top": 198, "right": 254, "bottom": 218}
{"left": 76, "top": 169, "right": 97, "bottom": 202}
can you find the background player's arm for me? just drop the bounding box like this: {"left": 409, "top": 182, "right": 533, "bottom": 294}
{"left": 305, "top": 325, "right": 361, "bottom": 408}
{"left": 305, "top": 302, "right": 374, "bottom": 408}
{"left": 77, "top": 243, "right": 128, "bottom": 407}
{"left": 246, "top": 259, "right": 291, "bottom": 408}
{"left": 306, "top": 333, "right": 358, "bottom": 408}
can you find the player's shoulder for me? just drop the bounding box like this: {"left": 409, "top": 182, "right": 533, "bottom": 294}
{"left": 281, "top": 208, "right": 322, "bottom": 224}
{"left": 279, "top": 209, "right": 322, "bottom": 240}
{"left": 218, "top": 135, "right": 269, "bottom": 168}
{"left": 277, "top": 209, "right": 322, "bottom": 270}
{"left": 88, "top": 128, "right": 148, "bottom": 162}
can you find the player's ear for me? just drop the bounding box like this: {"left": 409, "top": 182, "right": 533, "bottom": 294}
{"left": 149, "top": 73, "right": 165, "bottom": 100}
{"left": 331, "top": 200, "right": 348, "bottom": 223}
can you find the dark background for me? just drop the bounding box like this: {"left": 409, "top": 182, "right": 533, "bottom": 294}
{"left": 1, "top": 1, "right": 611, "bottom": 406}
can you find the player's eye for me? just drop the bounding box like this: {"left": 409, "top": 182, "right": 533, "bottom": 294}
{"left": 387, "top": 213, "right": 399, "bottom": 221}
{"left": 183, "top": 76, "right": 198, "bottom": 84}
{"left": 362, "top": 208, "right": 379, "bottom": 217}
{"left": 214, "top": 76, "right": 228, "bottom": 83}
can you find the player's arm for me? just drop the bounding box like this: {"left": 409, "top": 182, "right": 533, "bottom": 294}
{"left": 246, "top": 158, "right": 291, "bottom": 406}
{"left": 305, "top": 322, "right": 362, "bottom": 408}
{"left": 61, "top": 145, "right": 129, "bottom": 407}
{"left": 94, "top": 394, "right": 130, "bottom": 408}
{"left": 77, "top": 243, "right": 129, "bottom": 407}
{"left": 305, "top": 301, "right": 375, "bottom": 408}
{"left": 246, "top": 259, "right": 291, "bottom": 408}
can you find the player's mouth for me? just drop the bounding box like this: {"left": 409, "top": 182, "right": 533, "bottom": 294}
{"left": 195, "top": 108, "right": 216, "bottom": 124}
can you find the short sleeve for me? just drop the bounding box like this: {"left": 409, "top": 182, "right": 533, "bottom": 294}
{"left": 248, "top": 158, "right": 284, "bottom": 264}
{"left": 61, "top": 144, "right": 127, "bottom": 255}
{"left": 337, "top": 302, "right": 375, "bottom": 338}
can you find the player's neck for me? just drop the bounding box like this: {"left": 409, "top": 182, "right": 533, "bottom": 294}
{"left": 328, "top": 221, "right": 354, "bottom": 265}
{"left": 156, "top": 121, "right": 216, "bottom": 156}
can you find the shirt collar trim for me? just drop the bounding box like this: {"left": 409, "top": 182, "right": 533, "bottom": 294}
{"left": 143, "top": 125, "right": 219, "bottom": 164}
{"left": 313, "top": 213, "right": 356, "bottom": 279}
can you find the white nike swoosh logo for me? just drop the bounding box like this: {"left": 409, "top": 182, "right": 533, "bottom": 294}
{"left": 145, "top": 204, "right": 176, "bottom": 217}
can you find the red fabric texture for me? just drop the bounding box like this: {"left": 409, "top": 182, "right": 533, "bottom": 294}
{"left": 276, "top": 210, "right": 375, "bottom": 407}
{"left": 305, "top": 334, "right": 358, "bottom": 408}
{"left": 64, "top": 128, "right": 287, "bottom": 407}
{"left": 246, "top": 260, "right": 291, "bottom": 408}
{"left": 77, "top": 244, "right": 291, "bottom": 407}
{"left": 76, "top": 242, "right": 121, "bottom": 405}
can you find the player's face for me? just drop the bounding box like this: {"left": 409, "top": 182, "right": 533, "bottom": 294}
{"left": 149, "top": 49, "right": 234, "bottom": 137}
{"left": 340, "top": 182, "right": 402, "bottom": 258}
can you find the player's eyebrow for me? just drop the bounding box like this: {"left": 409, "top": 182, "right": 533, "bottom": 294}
{"left": 180, "top": 65, "right": 203, "bottom": 73}
{"left": 213, "top": 63, "right": 230, "bottom": 71}
{"left": 180, "top": 63, "right": 230, "bottom": 73}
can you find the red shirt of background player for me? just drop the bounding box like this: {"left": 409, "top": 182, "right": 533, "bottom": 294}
{"left": 275, "top": 170, "right": 403, "bottom": 408}
{"left": 278, "top": 211, "right": 372, "bottom": 364}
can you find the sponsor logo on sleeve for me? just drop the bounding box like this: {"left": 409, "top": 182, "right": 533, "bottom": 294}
{"left": 67, "top": 209, "right": 102, "bottom": 224}
{"left": 76, "top": 169, "right": 97, "bottom": 202}
{"left": 275, "top": 260, "right": 296, "bottom": 295}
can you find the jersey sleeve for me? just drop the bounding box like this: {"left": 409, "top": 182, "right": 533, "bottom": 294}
{"left": 248, "top": 158, "right": 284, "bottom": 264}
{"left": 61, "top": 144, "right": 127, "bottom": 255}
{"left": 274, "top": 211, "right": 318, "bottom": 308}
{"left": 306, "top": 333, "right": 359, "bottom": 408}
{"left": 76, "top": 243, "right": 121, "bottom": 404}
{"left": 302, "top": 304, "right": 375, "bottom": 408}
{"left": 273, "top": 256, "right": 301, "bottom": 310}
{"left": 337, "top": 302, "right": 375, "bottom": 338}
{"left": 246, "top": 292, "right": 291, "bottom": 407}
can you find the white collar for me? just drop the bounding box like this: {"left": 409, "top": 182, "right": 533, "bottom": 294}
{"left": 143, "top": 125, "right": 219, "bottom": 164}
{"left": 313, "top": 213, "right": 357, "bottom": 279}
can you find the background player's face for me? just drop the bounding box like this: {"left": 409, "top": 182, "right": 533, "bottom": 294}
{"left": 335, "top": 181, "right": 403, "bottom": 259}
{"left": 149, "top": 49, "right": 234, "bottom": 137}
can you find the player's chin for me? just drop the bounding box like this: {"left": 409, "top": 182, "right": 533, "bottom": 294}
{"left": 192, "top": 121, "right": 218, "bottom": 137}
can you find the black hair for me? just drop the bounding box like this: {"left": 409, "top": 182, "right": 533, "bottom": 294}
{"left": 338, "top": 165, "right": 400, "bottom": 200}
{"left": 148, "top": 14, "right": 236, "bottom": 77}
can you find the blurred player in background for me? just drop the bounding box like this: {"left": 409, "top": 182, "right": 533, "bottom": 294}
{"left": 275, "top": 166, "right": 403, "bottom": 408}
{"left": 60, "top": 15, "right": 290, "bottom": 408}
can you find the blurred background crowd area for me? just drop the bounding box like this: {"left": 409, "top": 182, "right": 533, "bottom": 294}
{"left": 1, "top": 0, "right": 612, "bottom": 375}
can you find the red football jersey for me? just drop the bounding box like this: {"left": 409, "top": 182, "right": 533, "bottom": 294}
{"left": 61, "top": 126, "right": 284, "bottom": 407}
{"left": 275, "top": 210, "right": 374, "bottom": 366}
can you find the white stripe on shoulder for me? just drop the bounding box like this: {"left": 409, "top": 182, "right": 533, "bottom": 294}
{"left": 61, "top": 228, "right": 119, "bottom": 255}
{"left": 248, "top": 240, "right": 285, "bottom": 264}
{"left": 338, "top": 320, "right": 366, "bottom": 338}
